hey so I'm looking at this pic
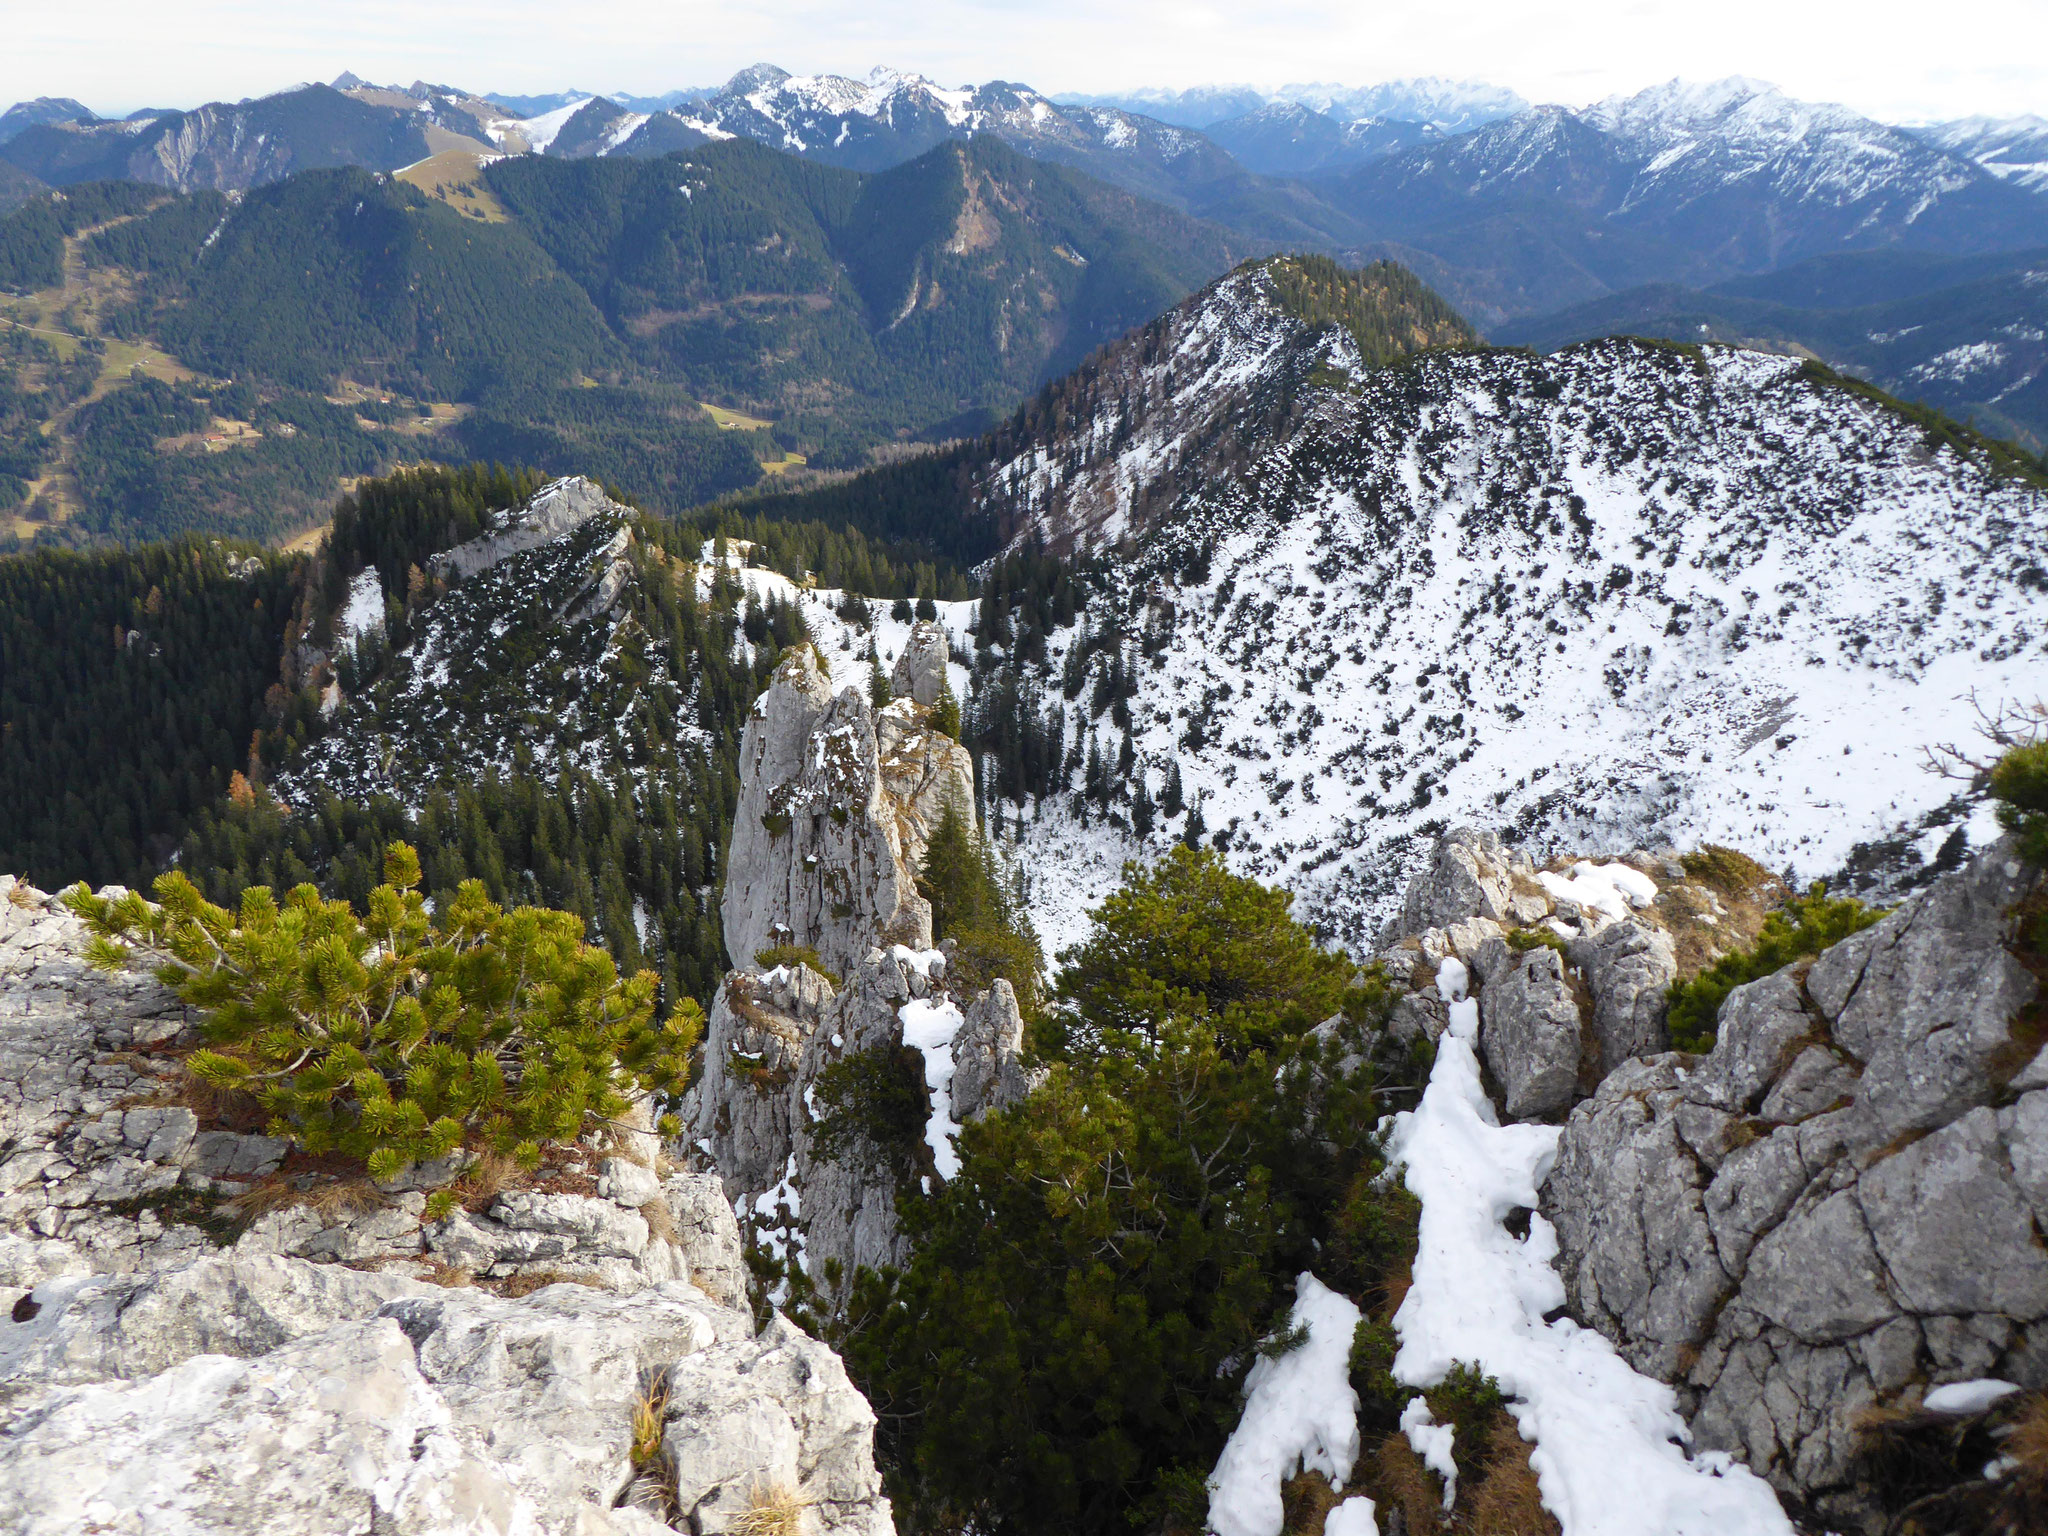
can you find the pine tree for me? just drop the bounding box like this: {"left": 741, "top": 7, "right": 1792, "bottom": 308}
{"left": 1131, "top": 776, "right": 1155, "bottom": 838}
{"left": 931, "top": 675, "right": 962, "bottom": 739}
{"left": 869, "top": 653, "right": 892, "bottom": 709}
{"left": 1182, "top": 793, "right": 1206, "bottom": 850}
{"left": 1163, "top": 760, "right": 1185, "bottom": 818}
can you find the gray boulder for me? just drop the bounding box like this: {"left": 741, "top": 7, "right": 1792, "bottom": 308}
{"left": 1569, "top": 917, "right": 1677, "bottom": 1074}
{"left": 1387, "top": 827, "right": 1515, "bottom": 941}
{"left": 1542, "top": 838, "right": 2045, "bottom": 1528}
{"left": 1478, "top": 943, "right": 1584, "bottom": 1118}
{"left": 951, "top": 980, "right": 1038, "bottom": 1121}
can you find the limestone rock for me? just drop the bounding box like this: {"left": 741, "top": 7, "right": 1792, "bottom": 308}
{"left": 1541, "top": 838, "right": 2046, "bottom": 1527}
{"left": 1569, "top": 917, "right": 1677, "bottom": 1074}
{"left": 721, "top": 648, "right": 973, "bottom": 979}
{"left": 662, "top": 1170, "right": 751, "bottom": 1309}
{"left": 1478, "top": 946, "right": 1583, "bottom": 1118}
{"left": 889, "top": 620, "right": 951, "bottom": 707}
{"left": 951, "top": 980, "right": 1038, "bottom": 1121}
{"left": 1387, "top": 827, "right": 1515, "bottom": 941}
{"left": 429, "top": 475, "right": 623, "bottom": 583}
{"left": 0, "top": 867, "right": 897, "bottom": 1536}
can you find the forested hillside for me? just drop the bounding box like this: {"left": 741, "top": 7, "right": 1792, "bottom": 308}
{"left": 0, "top": 135, "right": 1250, "bottom": 549}
{"left": 0, "top": 534, "right": 308, "bottom": 880}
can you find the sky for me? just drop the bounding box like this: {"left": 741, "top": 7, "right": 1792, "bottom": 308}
{"left": 7, "top": 0, "right": 2045, "bottom": 124}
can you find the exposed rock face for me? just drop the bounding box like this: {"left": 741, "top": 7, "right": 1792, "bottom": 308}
{"left": 687, "top": 944, "right": 1037, "bottom": 1302}
{"left": 1378, "top": 827, "right": 1771, "bottom": 1110}
{"left": 0, "top": 876, "right": 897, "bottom": 1536}
{"left": 1473, "top": 940, "right": 1583, "bottom": 1118}
{"left": 1570, "top": 918, "right": 1679, "bottom": 1073}
{"left": 430, "top": 474, "right": 624, "bottom": 581}
{"left": 694, "top": 647, "right": 1036, "bottom": 1300}
{"left": 721, "top": 648, "right": 974, "bottom": 979}
{"left": 1541, "top": 839, "right": 2046, "bottom": 1528}
{"left": 1387, "top": 826, "right": 1515, "bottom": 941}
{"left": 951, "top": 980, "right": 1034, "bottom": 1122}
{"left": 890, "top": 620, "right": 951, "bottom": 707}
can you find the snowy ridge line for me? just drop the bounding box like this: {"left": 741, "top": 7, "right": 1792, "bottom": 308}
{"left": 1385, "top": 963, "right": 1793, "bottom": 1536}
{"left": 979, "top": 272, "right": 2048, "bottom": 953}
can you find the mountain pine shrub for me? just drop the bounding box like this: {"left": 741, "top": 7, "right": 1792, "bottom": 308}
{"left": 1665, "top": 884, "right": 1883, "bottom": 1052}
{"left": 64, "top": 842, "right": 700, "bottom": 1179}
{"left": 1991, "top": 739, "right": 2048, "bottom": 865}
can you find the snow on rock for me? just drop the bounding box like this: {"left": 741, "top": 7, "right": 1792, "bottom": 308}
{"left": 1535, "top": 862, "right": 1657, "bottom": 920}
{"left": 1922, "top": 1379, "right": 2022, "bottom": 1415}
{"left": 1387, "top": 1002, "right": 1794, "bottom": 1535}
{"left": 1206, "top": 1273, "right": 1364, "bottom": 1536}
{"left": 898, "top": 995, "right": 965, "bottom": 1180}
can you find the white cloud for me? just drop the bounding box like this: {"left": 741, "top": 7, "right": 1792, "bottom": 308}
{"left": 6, "top": 0, "right": 2043, "bottom": 124}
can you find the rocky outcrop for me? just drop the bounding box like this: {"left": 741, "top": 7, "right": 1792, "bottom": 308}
{"left": 1540, "top": 838, "right": 2047, "bottom": 1529}
{"left": 431, "top": 475, "right": 625, "bottom": 582}
{"left": 889, "top": 620, "right": 951, "bottom": 707}
{"left": 951, "top": 980, "right": 1033, "bottom": 1122}
{"left": 688, "top": 943, "right": 1037, "bottom": 1302}
{"left": 1472, "top": 939, "right": 1583, "bottom": 1118}
{"left": 721, "top": 648, "right": 974, "bottom": 979}
{"left": 1385, "top": 826, "right": 1515, "bottom": 941}
{"left": 1377, "top": 827, "right": 1774, "bottom": 1109}
{"left": 1569, "top": 917, "right": 1678, "bottom": 1074}
{"left": 0, "top": 875, "right": 897, "bottom": 1536}
{"left": 693, "top": 648, "right": 1036, "bottom": 1302}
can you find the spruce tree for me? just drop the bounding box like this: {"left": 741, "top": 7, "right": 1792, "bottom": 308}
{"left": 931, "top": 675, "right": 962, "bottom": 739}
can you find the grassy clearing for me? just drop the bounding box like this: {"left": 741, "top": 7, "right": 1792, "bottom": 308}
{"left": 700, "top": 400, "right": 775, "bottom": 431}
{"left": 394, "top": 151, "right": 510, "bottom": 223}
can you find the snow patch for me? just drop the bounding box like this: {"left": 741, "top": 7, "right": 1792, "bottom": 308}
{"left": 1207, "top": 1273, "right": 1363, "bottom": 1536}
{"left": 899, "top": 997, "right": 966, "bottom": 1180}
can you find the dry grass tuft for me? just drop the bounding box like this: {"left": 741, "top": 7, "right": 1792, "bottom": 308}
{"left": 6, "top": 879, "right": 38, "bottom": 909}
{"left": 1372, "top": 1433, "right": 1446, "bottom": 1535}
{"left": 221, "top": 1175, "right": 305, "bottom": 1224}
{"left": 1278, "top": 1471, "right": 1343, "bottom": 1535}
{"left": 640, "top": 1198, "right": 677, "bottom": 1247}
{"left": 2006, "top": 1390, "right": 2048, "bottom": 1482}
{"left": 731, "top": 1481, "right": 807, "bottom": 1536}
{"left": 304, "top": 1177, "right": 386, "bottom": 1219}
{"left": 630, "top": 1368, "right": 671, "bottom": 1470}
{"left": 419, "top": 1260, "right": 474, "bottom": 1288}
{"left": 456, "top": 1151, "right": 521, "bottom": 1209}
{"left": 497, "top": 1268, "right": 603, "bottom": 1299}
{"left": 1462, "top": 1414, "right": 1560, "bottom": 1536}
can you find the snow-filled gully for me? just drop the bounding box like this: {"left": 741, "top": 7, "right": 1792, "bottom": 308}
{"left": 1206, "top": 953, "right": 1794, "bottom": 1536}
{"left": 1382, "top": 961, "right": 1793, "bottom": 1536}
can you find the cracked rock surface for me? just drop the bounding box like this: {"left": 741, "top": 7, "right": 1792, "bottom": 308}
{"left": 1541, "top": 838, "right": 2046, "bottom": 1529}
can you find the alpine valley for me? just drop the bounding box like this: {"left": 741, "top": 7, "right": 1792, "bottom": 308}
{"left": 3, "top": 53, "right": 2048, "bottom": 1536}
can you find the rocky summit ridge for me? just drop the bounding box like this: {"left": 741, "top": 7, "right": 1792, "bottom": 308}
{"left": 0, "top": 872, "right": 893, "bottom": 1536}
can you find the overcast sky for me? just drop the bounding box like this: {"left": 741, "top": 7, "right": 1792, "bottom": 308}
{"left": 8, "top": 0, "right": 2044, "bottom": 124}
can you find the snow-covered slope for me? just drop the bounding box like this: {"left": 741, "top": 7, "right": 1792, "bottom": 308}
{"left": 1916, "top": 114, "right": 2048, "bottom": 195}
{"left": 959, "top": 266, "right": 2048, "bottom": 954}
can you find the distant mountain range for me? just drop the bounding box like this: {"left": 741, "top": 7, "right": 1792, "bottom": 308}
{"left": 5, "top": 66, "right": 2047, "bottom": 455}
